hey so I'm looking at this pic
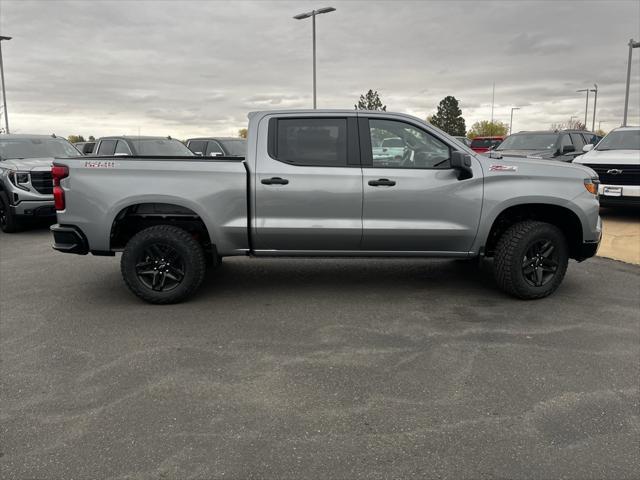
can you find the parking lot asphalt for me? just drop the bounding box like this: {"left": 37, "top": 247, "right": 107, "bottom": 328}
{"left": 1, "top": 228, "right": 639, "bottom": 479}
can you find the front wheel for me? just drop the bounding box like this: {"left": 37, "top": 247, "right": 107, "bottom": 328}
{"left": 0, "top": 194, "right": 20, "bottom": 233}
{"left": 121, "top": 225, "right": 207, "bottom": 304}
{"left": 493, "top": 220, "right": 569, "bottom": 299}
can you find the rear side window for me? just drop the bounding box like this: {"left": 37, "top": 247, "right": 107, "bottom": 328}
{"left": 206, "top": 141, "right": 224, "bottom": 156}
{"left": 188, "top": 140, "right": 207, "bottom": 155}
{"left": 115, "top": 140, "right": 131, "bottom": 155}
{"left": 97, "top": 140, "right": 116, "bottom": 156}
{"left": 271, "top": 118, "right": 348, "bottom": 167}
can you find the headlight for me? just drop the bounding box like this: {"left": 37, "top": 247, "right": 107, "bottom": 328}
{"left": 7, "top": 171, "right": 30, "bottom": 191}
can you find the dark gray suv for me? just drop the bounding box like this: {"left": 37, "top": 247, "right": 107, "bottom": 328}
{"left": 494, "top": 130, "right": 601, "bottom": 162}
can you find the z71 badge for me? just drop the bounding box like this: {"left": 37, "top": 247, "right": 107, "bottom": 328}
{"left": 489, "top": 164, "right": 518, "bottom": 172}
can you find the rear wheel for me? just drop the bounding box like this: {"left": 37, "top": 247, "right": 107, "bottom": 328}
{"left": 121, "top": 225, "right": 206, "bottom": 304}
{"left": 0, "top": 194, "right": 20, "bottom": 233}
{"left": 493, "top": 220, "right": 568, "bottom": 299}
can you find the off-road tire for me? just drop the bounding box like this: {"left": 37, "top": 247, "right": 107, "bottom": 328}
{"left": 121, "top": 225, "right": 206, "bottom": 304}
{"left": 493, "top": 220, "right": 569, "bottom": 299}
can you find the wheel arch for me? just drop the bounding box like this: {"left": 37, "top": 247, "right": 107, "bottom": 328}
{"left": 109, "top": 199, "right": 215, "bottom": 253}
{"left": 482, "top": 202, "right": 585, "bottom": 259}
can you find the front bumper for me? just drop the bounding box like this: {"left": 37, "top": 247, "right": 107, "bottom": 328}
{"left": 576, "top": 216, "right": 601, "bottom": 261}
{"left": 10, "top": 199, "right": 56, "bottom": 217}
{"left": 50, "top": 224, "right": 89, "bottom": 255}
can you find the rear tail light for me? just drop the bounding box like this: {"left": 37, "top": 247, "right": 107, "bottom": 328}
{"left": 51, "top": 164, "right": 69, "bottom": 210}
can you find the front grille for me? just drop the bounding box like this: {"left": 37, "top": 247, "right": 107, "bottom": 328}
{"left": 583, "top": 163, "right": 640, "bottom": 186}
{"left": 30, "top": 171, "right": 53, "bottom": 194}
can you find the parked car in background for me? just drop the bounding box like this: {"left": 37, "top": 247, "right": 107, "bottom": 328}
{"left": 574, "top": 126, "right": 640, "bottom": 206}
{"left": 470, "top": 136, "right": 504, "bottom": 153}
{"left": 186, "top": 137, "right": 247, "bottom": 157}
{"left": 493, "top": 130, "right": 599, "bottom": 162}
{"left": 454, "top": 136, "right": 471, "bottom": 147}
{"left": 93, "top": 136, "right": 194, "bottom": 156}
{"left": 371, "top": 137, "right": 406, "bottom": 166}
{"left": 51, "top": 109, "right": 600, "bottom": 304}
{"left": 0, "top": 134, "right": 81, "bottom": 232}
{"left": 73, "top": 141, "right": 95, "bottom": 155}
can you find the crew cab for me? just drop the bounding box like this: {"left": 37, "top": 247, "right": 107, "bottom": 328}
{"left": 186, "top": 137, "right": 246, "bottom": 157}
{"left": 50, "top": 110, "right": 601, "bottom": 304}
{"left": 574, "top": 126, "right": 640, "bottom": 206}
{"left": 0, "top": 134, "right": 82, "bottom": 232}
{"left": 92, "top": 136, "right": 194, "bottom": 156}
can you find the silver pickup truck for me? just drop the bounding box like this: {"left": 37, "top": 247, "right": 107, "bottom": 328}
{"left": 50, "top": 110, "right": 602, "bottom": 304}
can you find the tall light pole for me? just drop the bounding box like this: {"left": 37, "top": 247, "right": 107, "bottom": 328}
{"left": 509, "top": 107, "right": 520, "bottom": 135}
{"left": 0, "top": 35, "right": 11, "bottom": 134}
{"left": 577, "top": 88, "right": 590, "bottom": 127}
{"left": 623, "top": 38, "right": 640, "bottom": 126}
{"left": 293, "top": 7, "right": 336, "bottom": 109}
{"left": 591, "top": 84, "right": 598, "bottom": 132}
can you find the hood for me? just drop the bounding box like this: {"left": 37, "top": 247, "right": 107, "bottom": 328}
{"left": 0, "top": 157, "right": 54, "bottom": 171}
{"left": 493, "top": 149, "right": 555, "bottom": 159}
{"left": 477, "top": 153, "right": 597, "bottom": 179}
{"left": 573, "top": 149, "right": 640, "bottom": 165}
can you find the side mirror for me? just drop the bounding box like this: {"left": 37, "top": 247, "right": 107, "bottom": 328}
{"left": 450, "top": 151, "right": 473, "bottom": 180}
{"left": 561, "top": 144, "right": 575, "bottom": 154}
{"left": 194, "top": 151, "right": 203, "bottom": 156}
{"left": 582, "top": 144, "right": 594, "bottom": 152}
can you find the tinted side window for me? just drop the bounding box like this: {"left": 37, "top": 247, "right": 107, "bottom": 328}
{"left": 206, "top": 141, "right": 224, "bottom": 156}
{"left": 115, "top": 140, "right": 131, "bottom": 155}
{"left": 273, "top": 118, "right": 348, "bottom": 167}
{"left": 97, "top": 140, "right": 116, "bottom": 156}
{"left": 369, "top": 119, "right": 450, "bottom": 169}
{"left": 188, "top": 140, "right": 207, "bottom": 155}
{"left": 570, "top": 133, "right": 585, "bottom": 149}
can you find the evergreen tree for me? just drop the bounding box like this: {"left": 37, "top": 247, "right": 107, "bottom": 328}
{"left": 429, "top": 96, "right": 466, "bottom": 136}
{"left": 355, "top": 90, "right": 387, "bottom": 111}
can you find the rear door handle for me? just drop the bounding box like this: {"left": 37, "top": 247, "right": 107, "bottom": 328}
{"left": 261, "top": 177, "right": 289, "bottom": 185}
{"left": 368, "top": 178, "right": 396, "bottom": 187}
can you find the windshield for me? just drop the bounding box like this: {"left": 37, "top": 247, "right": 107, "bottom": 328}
{"left": 596, "top": 130, "right": 640, "bottom": 151}
{"left": 129, "top": 139, "right": 194, "bottom": 156}
{"left": 497, "top": 134, "right": 557, "bottom": 151}
{"left": 219, "top": 139, "right": 247, "bottom": 156}
{"left": 471, "top": 138, "right": 502, "bottom": 148}
{"left": 0, "top": 137, "right": 81, "bottom": 160}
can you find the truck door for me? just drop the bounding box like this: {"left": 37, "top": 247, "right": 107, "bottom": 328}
{"left": 359, "top": 116, "right": 483, "bottom": 253}
{"left": 254, "top": 115, "right": 363, "bottom": 251}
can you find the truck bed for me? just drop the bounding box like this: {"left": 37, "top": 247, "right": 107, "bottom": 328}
{"left": 54, "top": 155, "right": 250, "bottom": 255}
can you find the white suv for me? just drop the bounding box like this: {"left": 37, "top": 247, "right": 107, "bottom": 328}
{"left": 574, "top": 126, "right": 640, "bottom": 207}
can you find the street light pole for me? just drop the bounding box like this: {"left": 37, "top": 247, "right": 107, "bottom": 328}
{"left": 577, "top": 88, "right": 590, "bottom": 127}
{"left": 623, "top": 38, "right": 640, "bottom": 126}
{"left": 509, "top": 107, "right": 520, "bottom": 135}
{"left": 0, "top": 35, "right": 11, "bottom": 134}
{"left": 591, "top": 84, "right": 598, "bottom": 132}
{"left": 294, "top": 7, "right": 336, "bottom": 109}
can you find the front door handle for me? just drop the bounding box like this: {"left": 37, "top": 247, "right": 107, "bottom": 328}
{"left": 261, "top": 177, "right": 289, "bottom": 185}
{"left": 368, "top": 178, "right": 396, "bottom": 187}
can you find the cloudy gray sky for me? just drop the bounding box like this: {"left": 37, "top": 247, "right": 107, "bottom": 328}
{"left": 0, "top": 0, "right": 639, "bottom": 138}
